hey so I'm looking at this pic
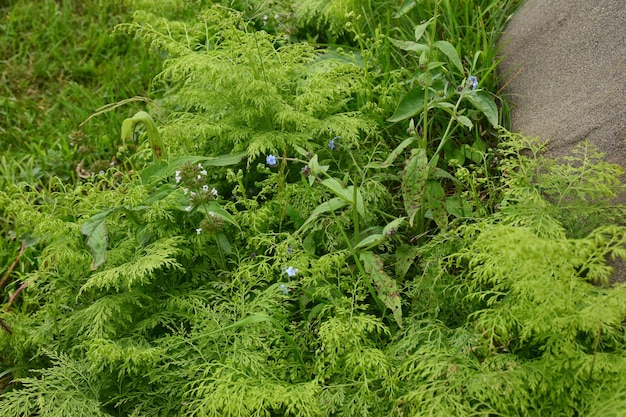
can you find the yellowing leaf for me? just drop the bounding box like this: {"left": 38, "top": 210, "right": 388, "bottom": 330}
{"left": 360, "top": 251, "right": 403, "bottom": 327}
{"left": 402, "top": 148, "right": 428, "bottom": 226}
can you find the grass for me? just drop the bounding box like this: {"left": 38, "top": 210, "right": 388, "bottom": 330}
{"left": 0, "top": 0, "right": 161, "bottom": 186}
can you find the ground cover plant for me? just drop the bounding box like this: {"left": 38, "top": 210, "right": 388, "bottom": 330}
{"left": 2, "top": 0, "right": 626, "bottom": 416}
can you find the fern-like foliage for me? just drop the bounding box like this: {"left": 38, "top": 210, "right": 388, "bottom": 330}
{"left": 2, "top": 2, "right": 626, "bottom": 417}
{"left": 123, "top": 5, "right": 376, "bottom": 160}
{"left": 398, "top": 134, "right": 626, "bottom": 416}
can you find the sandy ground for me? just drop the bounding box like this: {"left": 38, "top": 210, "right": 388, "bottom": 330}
{"left": 498, "top": 0, "right": 626, "bottom": 163}
{"left": 497, "top": 0, "right": 626, "bottom": 282}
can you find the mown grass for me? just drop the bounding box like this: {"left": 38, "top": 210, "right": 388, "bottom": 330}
{"left": 0, "top": 0, "right": 161, "bottom": 186}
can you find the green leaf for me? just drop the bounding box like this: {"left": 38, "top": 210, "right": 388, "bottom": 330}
{"left": 354, "top": 233, "right": 385, "bottom": 250}
{"left": 433, "top": 40, "right": 464, "bottom": 74}
{"left": 146, "top": 184, "right": 176, "bottom": 204}
{"left": 395, "top": 244, "right": 420, "bottom": 280}
{"left": 298, "top": 197, "right": 349, "bottom": 232}
{"left": 321, "top": 178, "right": 348, "bottom": 199}
{"left": 414, "top": 17, "right": 434, "bottom": 41}
{"left": 18, "top": 233, "right": 39, "bottom": 248}
{"left": 445, "top": 195, "right": 474, "bottom": 218}
{"left": 473, "top": 137, "right": 487, "bottom": 153}
{"left": 320, "top": 178, "right": 366, "bottom": 218}
{"left": 394, "top": 1, "right": 416, "bottom": 18}
{"left": 426, "top": 180, "right": 448, "bottom": 230}
{"left": 388, "top": 38, "right": 429, "bottom": 54}
{"left": 388, "top": 88, "right": 434, "bottom": 122}
{"left": 457, "top": 114, "right": 473, "bottom": 130}
{"left": 366, "top": 137, "right": 416, "bottom": 169}
{"left": 360, "top": 251, "right": 403, "bottom": 327}
{"left": 464, "top": 90, "right": 499, "bottom": 127}
{"left": 402, "top": 148, "right": 429, "bottom": 226}
{"left": 141, "top": 152, "right": 247, "bottom": 184}
{"left": 429, "top": 166, "right": 461, "bottom": 186}
{"left": 197, "top": 202, "right": 240, "bottom": 230}
{"left": 307, "top": 154, "right": 329, "bottom": 185}
{"left": 383, "top": 217, "right": 405, "bottom": 236}
{"left": 121, "top": 111, "right": 164, "bottom": 160}
{"left": 215, "top": 233, "right": 232, "bottom": 254}
{"left": 81, "top": 209, "right": 115, "bottom": 271}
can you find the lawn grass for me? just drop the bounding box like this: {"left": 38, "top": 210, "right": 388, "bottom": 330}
{"left": 0, "top": 0, "right": 161, "bottom": 186}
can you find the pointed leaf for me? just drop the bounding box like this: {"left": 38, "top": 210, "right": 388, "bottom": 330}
{"left": 414, "top": 17, "right": 434, "bottom": 42}
{"left": 360, "top": 251, "right": 403, "bottom": 327}
{"left": 394, "top": 1, "right": 416, "bottom": 18}
{"left": 307, "top": 154, "right": 329, "bottom": 185}
{"left": 298, "top": 197, "right": 349, "bottom": 231}
{"left": 402, "top": 148, "right": 429, "bottom": 226}
{"left": 395, "top": 244, "right": 420, "bottom": 280}
{"left": 457, "top": 114, "right": 473, "bottom": 130}
{"left": 320, "top": 179, "right": 365, "bottom": 218}
{"left": 81, "top": 209, "right": 115, "bottom": 270}
{"left": 354, "top": 233, "right": 385, "bottom": 250}
{"left": 464, "top": 90, "right": 499, "bottom": 127}
{"left": 426, "top": 180, "right": 448, "bottom": 230}
{"left": 434, "top": 40, "right": 464, "bottom": 74}
{"left": 388, "top": 88, "right": 434, "bottom": 122}
{"left": 366, "top": 137, "right": 416, "bottom": 169}
{"left": 383, "top": 217, "right": 405, "bottom": 236}
{"left": 197, "top": 202, "right": 240, "bottom": 230}
{"left": 389, "top": 38, "right": 429, "bottom": 54}
{"left": 445, "top": 195, "right": 475, "bottom": 218}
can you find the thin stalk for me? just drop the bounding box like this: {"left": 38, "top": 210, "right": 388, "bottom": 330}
{"left": 429, "top": 92, "right": 464, "bottom": 167}
{"left": 334, "top": 215, "right": 386, "bottom": 314}
{"left": 0, "top": 241, "right": 25, "bottom": 291}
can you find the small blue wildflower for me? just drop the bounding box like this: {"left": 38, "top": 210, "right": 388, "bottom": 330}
{"left": 266, "top": 154, "right": 277, "bottom": 167}
{"left": 287, "top": 247, "right": 293, "bottom": 255}
{"left": 283, "top": 266, "right": 298, "bottom": 277}
{"left": 329, "top": 136, "right": 341, "bottom": 150}
{"left": 468, "top": 76, "right": 478, "bottom": 90}
{"left": 279, "top": 283, "right": 289, "bottom": 295}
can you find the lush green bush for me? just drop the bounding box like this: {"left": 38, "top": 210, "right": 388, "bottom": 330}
{"left": 2, "top": 1, "right": 626, "bottom": 416}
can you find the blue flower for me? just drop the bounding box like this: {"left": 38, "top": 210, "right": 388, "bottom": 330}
{"left": 283, "top": 266, "right": 298, "bottom": 277}
{"left": 279, "top": 283, "right": 289, "bottom": 295}
{"left": 468, "top": 76, "right": 478, "bottom": 90}
{"left": 266, "top": 154, "right": 277, "bottom": 166}
{"left": 329, "top": 136, "right": 340, "bottom": 150}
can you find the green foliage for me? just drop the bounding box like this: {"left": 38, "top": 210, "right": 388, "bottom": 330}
{"left": 122, "top": 5, "right": 376, "bottom": 160}
{"left": 2, "top": 0, "right": 625, "bottom": 416}
{"left": 0, "top": 0, "right": 160, "bottom": 185}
